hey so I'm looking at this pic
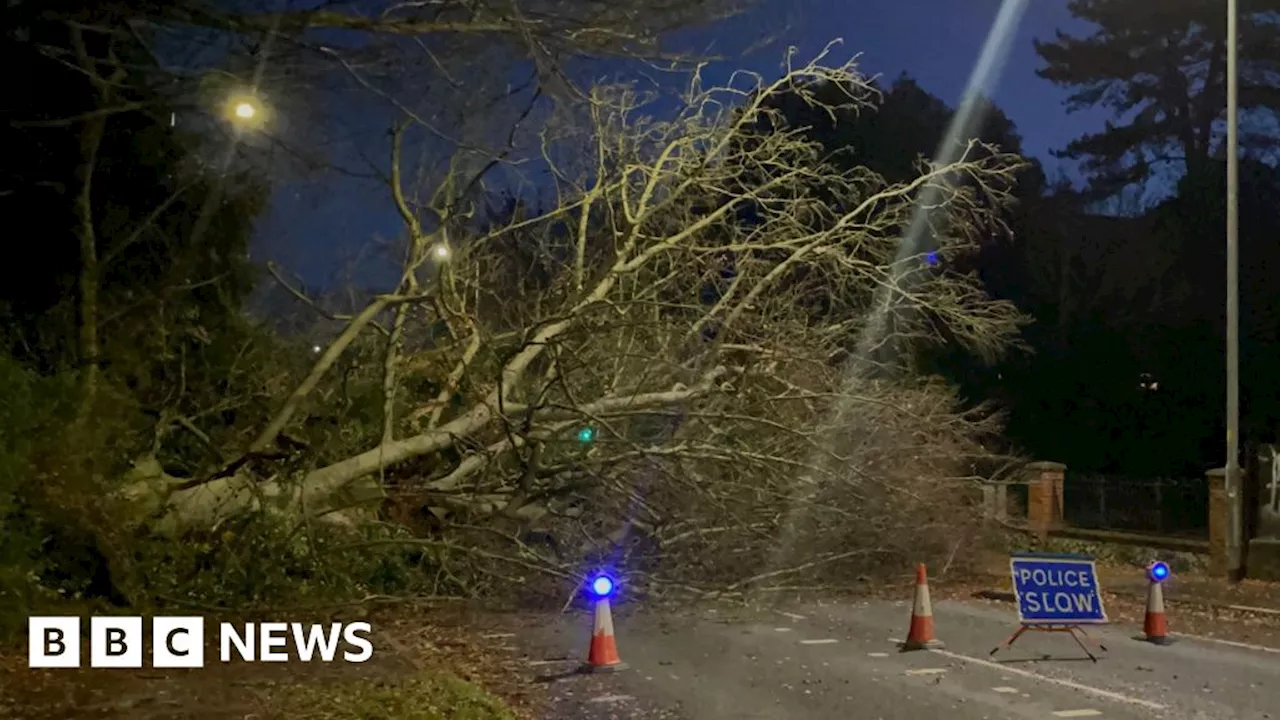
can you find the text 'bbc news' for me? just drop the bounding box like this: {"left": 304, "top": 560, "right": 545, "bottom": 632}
{"left": 28, "top": 617, "right": 374, "bottom": 668}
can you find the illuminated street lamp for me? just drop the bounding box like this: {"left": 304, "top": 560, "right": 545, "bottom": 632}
{"left": 222, "top": 92, "right": 266, "bottom": 130}
{"left": 188, "top": 88, "right": 267, "bottom": 248}
{"left": 432, "top": 243, "right": 451, "bottom": 260}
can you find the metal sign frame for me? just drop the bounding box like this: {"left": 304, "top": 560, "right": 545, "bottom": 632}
{"left": 992, "top": 551, "right": 1110, "bottom": 662}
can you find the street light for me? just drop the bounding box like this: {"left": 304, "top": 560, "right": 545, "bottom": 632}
{"left": 223, "top": 92, "right": 266, "bottom": 130}
{"left": 432, "top": 243, "right": 450, "bottom": 260}
{"left": 1225, "top": 0, "right": 1242, "bottom": 581}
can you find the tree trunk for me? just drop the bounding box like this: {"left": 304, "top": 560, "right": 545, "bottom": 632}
{"left": 74, "top": 114, "right": 105, "bottom": 421}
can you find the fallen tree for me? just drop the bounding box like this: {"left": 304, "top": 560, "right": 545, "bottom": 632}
{"left": 120, "top": 45, "right": 1030, "bottom": 593}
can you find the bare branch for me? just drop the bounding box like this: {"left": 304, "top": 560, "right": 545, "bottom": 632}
{"left": 142, "top": 48, "right": 1028, "bottom": 595}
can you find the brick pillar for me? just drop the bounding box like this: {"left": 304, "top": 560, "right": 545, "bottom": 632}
{"left": 1025, "top": 461, "right": 1066, "bottom": 541}
{"left": 1207, "top": 467, "right": 1229, "bottom": 577}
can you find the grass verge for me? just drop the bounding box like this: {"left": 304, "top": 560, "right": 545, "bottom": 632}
{"left": 255, "top": 670, "right": 516, "bottom": 720}
{"left": 0, "top": 606, "right": 541, "bottom": 720}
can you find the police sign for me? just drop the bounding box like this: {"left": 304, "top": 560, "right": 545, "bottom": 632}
{"left": 1009, "top": 552, "right": 1107, "bottom": 625}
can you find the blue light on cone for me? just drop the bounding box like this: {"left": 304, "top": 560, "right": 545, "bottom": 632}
{"left": 589, "top": 575, "right": 615, "bottom": 598}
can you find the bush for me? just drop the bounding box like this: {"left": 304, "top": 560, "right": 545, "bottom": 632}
{"left": 122, "top": 512, "right": 447, "bottom": 611}
{"left": 0, "top": 325, "right": 430, "bottom": 637}
{"left": 0, "top": 355, "right": 86, "bottom": 637}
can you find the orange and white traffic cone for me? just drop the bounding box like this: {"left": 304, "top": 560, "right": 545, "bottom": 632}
{"left": 581, "top": 595, "right": 628, "bottom": 672}
{"left": 902, "top": 563, "right": 945, "bottom": 651}
{"left": 1142, "top": 576, "right": 1171, "bottom": 645}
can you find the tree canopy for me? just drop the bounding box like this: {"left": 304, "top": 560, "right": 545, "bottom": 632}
{"left": 1035, "top": 0, "right": 1280, "bottom": 197}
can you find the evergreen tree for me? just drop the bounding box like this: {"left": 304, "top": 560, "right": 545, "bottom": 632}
{"left": 1035, "top": 0, "right": 1280, "bottom": 197}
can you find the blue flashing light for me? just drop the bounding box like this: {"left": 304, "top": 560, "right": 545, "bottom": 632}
{"left": 924, "top": 251, "right": 939, "bottom": 266}
{"left": 589, "top": 575, "right": 615, "bottom": 598}
{"left": 1148, "top": 561, "right": 1170, "bottom": 583}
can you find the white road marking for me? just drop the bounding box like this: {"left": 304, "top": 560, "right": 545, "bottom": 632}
{"left": 992, "top": 686, "right": 1018, "bottom": 693}
{"left": 1171, "top": 632, "right": 1280, "bottom": 654}
{"left": 927, "top": 648, "right": 1166, "bottom": 711}
{"left": 774, "top": 627, "right": 793, "bottom": 632}
{"left": 1053, "top": 710, "right": 1102, "bottom": 717}
{"left": 800, "top": 638, "right": 838, "bottom": 645}
{"left": 588, "top": 694, "right": 634, "bottom": 703}
{"left": 904, "top": 668, "right": 947, "bottom": 675}
{"left": 526, "top": 659, "right": 574, "bottom": 666}
{"left": 780, "top": 611, "right": 807, "bottom": 621}
{"left": 888, "top": 637, "right": 903, "bottom": 643}
{"left": 1224, "top": 603, "right": 1280, "bottom": 616}
{"left": 867, "top": 652, "right": 890, "bottom": 658}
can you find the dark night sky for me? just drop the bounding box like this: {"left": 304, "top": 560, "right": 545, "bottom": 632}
{"left": 254, "top": 0, "right": 1113, "bottom": 290}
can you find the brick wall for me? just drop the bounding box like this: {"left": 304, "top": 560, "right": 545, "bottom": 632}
{"left": 1207, "top": 467, "right": 1228, "bottom": 576}
{"left": 1020, "top": 464, "right": 1224, "bottom": 574}
{"left": 1026, "top": 461, "right": 1066, "bottom": 541}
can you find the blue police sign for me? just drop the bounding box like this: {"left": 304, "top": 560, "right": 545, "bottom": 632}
{"left": 1009, "top": 552, "right": 1107, "bottom": 625}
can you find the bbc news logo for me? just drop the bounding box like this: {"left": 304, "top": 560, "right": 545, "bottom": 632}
{"left": 28, "top": 617, "right": 374, "bottom": 668}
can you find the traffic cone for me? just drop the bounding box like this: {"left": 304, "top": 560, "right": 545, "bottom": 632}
{"left": 1142, "top": 577, "right": 1171, "bottom": 645}
{"left": 902, "top": 563, "right": 945, "bottom": 651}
{"left": 581, "top": 596, "right": 628, "bottom": 672}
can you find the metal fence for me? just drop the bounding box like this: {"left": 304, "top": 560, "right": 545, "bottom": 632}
{"left": 1063, "top": 474, "right": 1208, "bottom": 539}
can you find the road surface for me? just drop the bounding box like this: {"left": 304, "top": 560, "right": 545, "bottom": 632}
{"left": 521, "top": 597, "right": 1279, "bottom": 719}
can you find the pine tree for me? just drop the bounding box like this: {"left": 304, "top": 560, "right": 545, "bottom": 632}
{"left": 1036, "top": 0, "right": 1280, "bottom": 197}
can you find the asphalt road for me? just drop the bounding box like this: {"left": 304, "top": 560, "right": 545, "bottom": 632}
{"left": 522, "top": 597, "right": 1280, "bottom": 719}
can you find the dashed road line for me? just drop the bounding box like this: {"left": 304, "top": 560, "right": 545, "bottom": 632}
{"left": 904, "top": 667, "right": 948, "bottom": 675}
{"left": 774, "top": 627, "right": 793, "bottom": 632}
{"left": 1052, "top": 710, "right": 1102, "bottom": 717}
{"left": 867, "top": 652, "right": 890, "bottom": 658}
{"left": 779, "top": 611, "right": 806, "bottom": 621}
{"left": 927, "top": 648, "right": 1166, "bottom": 711}
{"left": 800, "top": 638, "right": 839, "bottom": 645}
{"left": 991, "top": 686, "right": 1019, "bottom": 694}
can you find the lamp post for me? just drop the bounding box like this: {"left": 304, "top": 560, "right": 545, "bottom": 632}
{"left": 1225, "top": 0, "right": 1242, "bottom": 581}
{"left": 189, "top": 90, "right": 267, "bottom": 250}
